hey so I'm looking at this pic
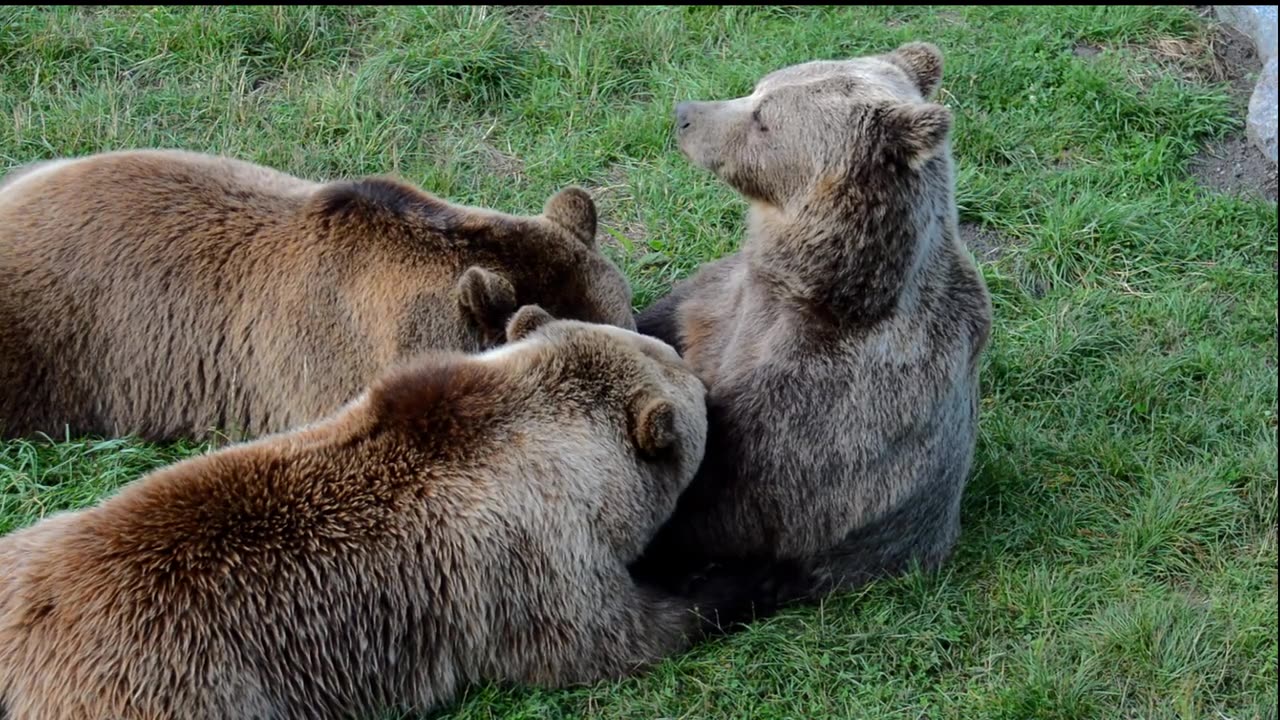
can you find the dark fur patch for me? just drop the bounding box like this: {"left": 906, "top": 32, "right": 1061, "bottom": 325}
{"left": 814, "top": 477, "right": 961, "bottom": 591}
{"left": 680, "top": 557, "right": 819, "bottom": 636}
{"left": 369, "top": 357, "right": 510, "bottom": 436}
{"left": 310, "top": 178, "right": 416, "bottom": 217}
{"left": 635, "top": 293, "right": 687, "bottom": 353}
{"left": 309, "top": 177, "right": 458, "bottom": 228}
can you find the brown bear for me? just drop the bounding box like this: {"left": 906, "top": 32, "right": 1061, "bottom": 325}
{"left": 0, "top": 149, "right": 635, "bottom": 442}
{"left": 0, "top": 307, "right": 809, "bottom": 720}
{"left": 630, "top": 43, "right": 994, "bottom": 594}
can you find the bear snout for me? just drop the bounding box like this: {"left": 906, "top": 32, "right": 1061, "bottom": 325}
{"left": 673, "top": 101, "right": 714, "bottom": 168}
{"left": 675, "top": 102, "right": 694, "bottom": 132}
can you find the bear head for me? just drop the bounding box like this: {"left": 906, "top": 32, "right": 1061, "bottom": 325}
{"left": 500, "top": 305, "right": 707, "bottom": 560}
{"left": 308, "top": 181, "right": 637, "bottom": 348}
{"left": 453, "top": 187, "right": 637, "bottom": 345}
{"left": 674, "top": 41, "right": 951, "bottom": 211}
{"left": 671, "top": 42, "right": 956, "bottom": 321}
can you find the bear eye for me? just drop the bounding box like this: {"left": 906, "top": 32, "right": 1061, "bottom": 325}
{"left": 752, "top": 108, "right": 769, "bottom": 133}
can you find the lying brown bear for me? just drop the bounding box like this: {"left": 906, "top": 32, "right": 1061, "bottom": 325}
{"left": 632, "top": 43, "right": 994, "bottom": 593}
{"left": 0, "top": 149, "right": 634, "bottom": 441}
{"left": 0, "top": 306, "right": 808, "bottom": 720}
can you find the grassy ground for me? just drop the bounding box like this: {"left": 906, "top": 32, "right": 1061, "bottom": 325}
{"left": 1, "top": 5, "right": 1276, "bottom": 719}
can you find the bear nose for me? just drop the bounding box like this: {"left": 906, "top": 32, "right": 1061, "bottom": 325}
{"left": 675, "top": 102, "right": 692, "bottom": 131}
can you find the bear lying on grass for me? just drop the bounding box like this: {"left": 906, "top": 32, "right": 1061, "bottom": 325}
{"left": 632, "top": 43, "right": 994, "bottom": 593}
{"left": 0, "top": 307, "right": 807, "bottom": 720}
{"left": 0, "top": 149, "right": 634, "bottom": 442}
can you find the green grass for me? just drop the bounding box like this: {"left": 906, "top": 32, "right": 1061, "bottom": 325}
{"left": 1, "top": 5, "right": 1276, "bottom": 718}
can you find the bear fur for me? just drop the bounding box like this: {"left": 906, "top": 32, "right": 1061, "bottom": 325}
{"left": 0, "top": 149, "right": 635, "bottom": 442}
{"left": 0, "top": 307, "right": 808, "bottom": 720}
{"left": 631, "top": 43, "right": 994, "bottom": 593}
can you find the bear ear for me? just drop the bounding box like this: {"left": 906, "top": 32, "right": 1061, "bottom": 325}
{"left": 457, "top": 266, "right": 517, "bottom": 337}
{"left": 630, "top": 394, "right": 677, "bottom": 457}
{"left": 505, "top": 304, "right": 556, "bottom": 342}
{"left": 883, "top": 103, "right": 952, "bottom": 168}
{"left": 884, "top": 41, "right": 944, "bottom": 98}
{"left": 542, "top": 187, "right": 598, "bottom": 248}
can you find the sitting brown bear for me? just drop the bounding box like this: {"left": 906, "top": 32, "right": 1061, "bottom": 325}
{"left": 0, "top": 149, "right": 634, "bottom": 441}
{"left": 0, "top": 307, "right": 808, "bottom": 720}
{"left": 631, "top": 43, "right": 994, "bottom": 593}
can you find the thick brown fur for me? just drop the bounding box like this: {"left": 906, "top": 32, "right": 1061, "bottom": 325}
{"left": 0, "top": 149, "right": 635, "bottom": 441}
{"left": 632, "top": 43, "right": 994, "bottom": 594}
{"left": 0, "top": 311, "right": 810, "bottom": 720}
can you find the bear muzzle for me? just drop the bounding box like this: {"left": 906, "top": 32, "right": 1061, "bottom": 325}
{"left": 675, "top": 101, "right": 694, "bottom": 133}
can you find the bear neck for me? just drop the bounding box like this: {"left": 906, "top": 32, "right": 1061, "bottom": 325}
{"left": 744, "top": 156, "right": 954, "bottom": 330}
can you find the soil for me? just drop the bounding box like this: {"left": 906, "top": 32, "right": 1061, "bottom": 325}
{"left": 1186, "top": 6, "right": 1277, "bottom": 203}
{"left": 960, "top": 222, "right": 1017, "bottom": 264}
{"left": 1073, "top": 43, "right": 1102, "bottom": 60}
{"left": 1205, "top": 13, "right": 1264, "bottom": 105}
{"left": 499, "top": 5, "right": 547, "bottom": 41}
{"left": 1188, "top": 135, "right": 1279, "bottom": 203}
{"left": 1063, "top": 8, "right": 1274, "bottom": 202}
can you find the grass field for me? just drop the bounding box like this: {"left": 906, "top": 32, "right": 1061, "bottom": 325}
{"left": 1, "top": 5, "right": 1276, "bottom": 719}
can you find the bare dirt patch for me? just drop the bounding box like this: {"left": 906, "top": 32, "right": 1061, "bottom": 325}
{"left": 961, "top": 222, "right": 1048, "bottom": 298}
{"left": 1074, "top": 9, "right": 1258, "bottom": 101}
{"left": 503, "top": 4, "right": 546, "bottom": 32}
{"left": 1104, "top": 27, "right": 1244, "bottom": 93}
{"left": 960, "top": 222, "right": 1019, "bottom": 264}
{"left": 453, "top": 121, "right": 524, "bottom": 180}
{"left": 1185, "top": 7, "right": 1276, "bottom": 203}
{"left": 1188, "top": 135, "right": 1279, "bottom": 202}
{"left": 475, "top": 141, "right": 523, "bottom": 179}
{"left": 496, "top": 5, "right": 548, "bottom": 47}
{"left": 1200, "top": 11, "right": 1263, "bottom": 109}
{"left": 1073, "top": 43, "right": 1102, "bottom": 60}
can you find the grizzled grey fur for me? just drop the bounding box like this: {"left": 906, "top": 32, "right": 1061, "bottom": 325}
{"left": 632, "top": 42, "right": 994, "bottom": 593}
